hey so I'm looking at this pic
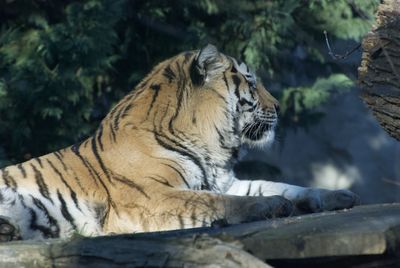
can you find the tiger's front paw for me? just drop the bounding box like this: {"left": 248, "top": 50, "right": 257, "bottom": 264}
{"left": 0, "top": 216, "right": 20, "bottom": 242}
{"left": 294, "top": 188, "right": 360, "bottom": 214}
{"left": 243, "top": 195, "right": 294, "bottom": 222}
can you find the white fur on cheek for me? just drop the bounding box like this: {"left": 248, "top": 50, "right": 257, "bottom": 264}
{"left": 244, "top": 129, "right": 276, "bottom": 149}
{"left": 239, "top": 109, "right": 277, "bottom": 149}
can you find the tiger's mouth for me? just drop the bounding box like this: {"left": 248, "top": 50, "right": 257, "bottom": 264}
{"left": 241, "top": 117, "right": 277, "bottom": 147}
{"left": 243, "top": 121, "right": 274, "bottom": 140}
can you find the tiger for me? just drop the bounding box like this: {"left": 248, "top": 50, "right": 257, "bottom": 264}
{"left": 0, "top": 44, "right": 359, "bottom": 241}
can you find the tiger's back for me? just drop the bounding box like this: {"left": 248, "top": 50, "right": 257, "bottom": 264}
{"left": 0, "top": 49, "right": 224, "bottom": 238}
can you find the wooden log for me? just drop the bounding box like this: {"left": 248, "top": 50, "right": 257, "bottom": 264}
{"left": 358, "top": 0, "right": 400, "bottom": 140}
{"left": 0, "top": 235, "right": 270, "bottom": 268}
{"left": 0, "top": 204, "right": 400, "bottom": 267}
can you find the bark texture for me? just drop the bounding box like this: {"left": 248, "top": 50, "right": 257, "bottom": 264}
{"left": 0, "top": 235, "right": 270, "bottom": 268}
{"left": 1, "top": 204, "right": 400, "bottom": 267}
{"left": 358, "top": 0, "right": 400, "bottom": 140}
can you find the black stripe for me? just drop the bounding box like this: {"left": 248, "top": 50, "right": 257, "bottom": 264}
{"left": 57, "top": 190, "right": 77, "bottom": 230}
{"left": 223, "top": 72, "right": 230, "bottom": 92}
{"left": 91, "top": 137, "right": 113, "bottom": 184}
{"left": 83, "top": 139, "right": 90, "bottom": 148}
{"left": 92, "top": 203, "right": 107, "bottom": 227}
{"left": 246, "top": 183, "right": 252, "bottom": 196}
{"left": 109, "top": 122, "right": 117, "bottom": 143}
{"left": 60, "top": 146, "right": 88, "bottom": 195}
{"left": 35, "top": 158, "right": 44, "bottom": 168}
{"left": 210, "top": 88, "right": 227, "bottom": 103}
{"left": 214, "top": 126, "right": 232, "bottom": 150}
{"left": 1, "top": 168, "right": 17, "bottom": 189}
{"left": 152, "top": 65, "right": 212, "bottom": 189}
{"left": 168, "top": 63, "right": 187, "bottom": 135}
{"left": 231, "top": 74, "right": 241, "bottom": 99}
{"left": 54, "top": 150, "right": 64, "bottom": 158}
{"left": 161, "top": 163, "right": 190, "bottom": 188}
{"left": 121, "top": 103, "right": 134, "bottom": 119}
{"left": 249, "top": 88, "right": 255, "bottom": 99}
{"left": 138, "top": 76, "right": 150, "bottom": 89}
{"left": 17, "top": 164, "right": 27, "bottom": 178}
{"left": 163, "top": 65, "right": 176, "bottom": 83}
{"left": 130, "top": 85, "right": 146, "bottom": 100}
{"left": 258, "top": 184, "right": 263, "bottom": 196}
{"left": 221, "top": 74, "right": 240, "bottom": 138}
{"left": 46, "top": 159, "right": 81, "bottom": 211}
{"left": 17, "top": 194, "right": 26, "bottom": 207}
{"left": 72, "top": 175, "right": 87, "bottom": 195}
{"left": 108, "top": 100, "right": 125, "bottom": 121}
{"left": 154, "top": 100, "right": 209, "bottom": 189}
{"left": 96, "top": 124, "right": 105, "bottom": 151}
{"left": 107, "top": 102, "right": 123, "bottom": 143}
{"left": 112, "top": 173, "right": 150, "bottom": 199}
{"left": 70, "top": 142, "right": 99, "bottom": 187}
{"left": 55, "top": 151, "right": 87, "bottom": 194}
{"left": 146, "top": 84, "right": 161, "bottom": 117}
{"left": 70, "top": 142, "right": 116, "bottom": 222}
{"left": 53, "top": 151, "right": 68, "bottom": 172}
{"left": 31, "top": 196, "right": 60, "bottom": 237}
{"left": 154, "top": 134, "right": 209, "bottom": 189}
{"left": 231, "top": 65, "right": 238, "bottom": 73}
{"left": 134, "top": 62, "right": 162, "bottom": 90}
{"left": 30, "top": 164, "right": 53, "bottom": 204}
{"left": 244, "top": 105, "right": 257, "bottom": 113}
{"left": 29, "top": 208, "right": 54, "bottom": 238}
{"left": 145, "top": 176, "right": 174, "bottom": 188}
{"left": 239, "top": 98, "right": 254, "bottom": 106}
{"left": 113, "top": 104, "right": 126, "bottom": 132}
{"left": 150, "top": 83, "right": 160, "bottom": 90}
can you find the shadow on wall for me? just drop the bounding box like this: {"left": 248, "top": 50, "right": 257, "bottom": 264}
{"left": 235, "top": 90, "right": 400, "bottom": 204}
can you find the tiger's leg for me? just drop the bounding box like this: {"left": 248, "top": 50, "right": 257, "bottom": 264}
{"left": 106, "top": 189, "right": 294, "bottom": 233}
{"left": 226, "top": 179, "right": 360, "bottom": 214}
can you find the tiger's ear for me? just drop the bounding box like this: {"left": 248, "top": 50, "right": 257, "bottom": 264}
{"left": 190, "top": 44, "right": 224, "bottom": 86}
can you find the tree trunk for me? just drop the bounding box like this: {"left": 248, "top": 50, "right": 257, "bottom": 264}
{"left": 0, "top": 204, "right": 400, "bottom": 267}
{"left": 358, "top": 0, "right": 400, "bottom": 140}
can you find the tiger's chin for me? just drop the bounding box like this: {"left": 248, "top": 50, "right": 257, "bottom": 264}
{"left": 241, "top": 122, "right": 276, "bottom": 149}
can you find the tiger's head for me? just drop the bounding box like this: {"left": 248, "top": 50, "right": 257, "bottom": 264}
{"left": 119, "top": 44, "right": 279, "bottom": 159}
{"left": 187, "top": 44, "right": 279, "bottom": 148}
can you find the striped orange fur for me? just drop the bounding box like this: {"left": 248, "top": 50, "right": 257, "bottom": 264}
{"left": 0, "top": 44, "right": 359, "bottom": 240}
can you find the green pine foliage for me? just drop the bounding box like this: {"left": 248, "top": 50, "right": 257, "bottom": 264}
{"left": 0, "top": 0, "right": 124, "bottom": 160}
{"left": 0, "top": 0, "right": 379, "bottom": 165}
{"left": 280, "top": 74, "right": 354, "bottom": 127}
